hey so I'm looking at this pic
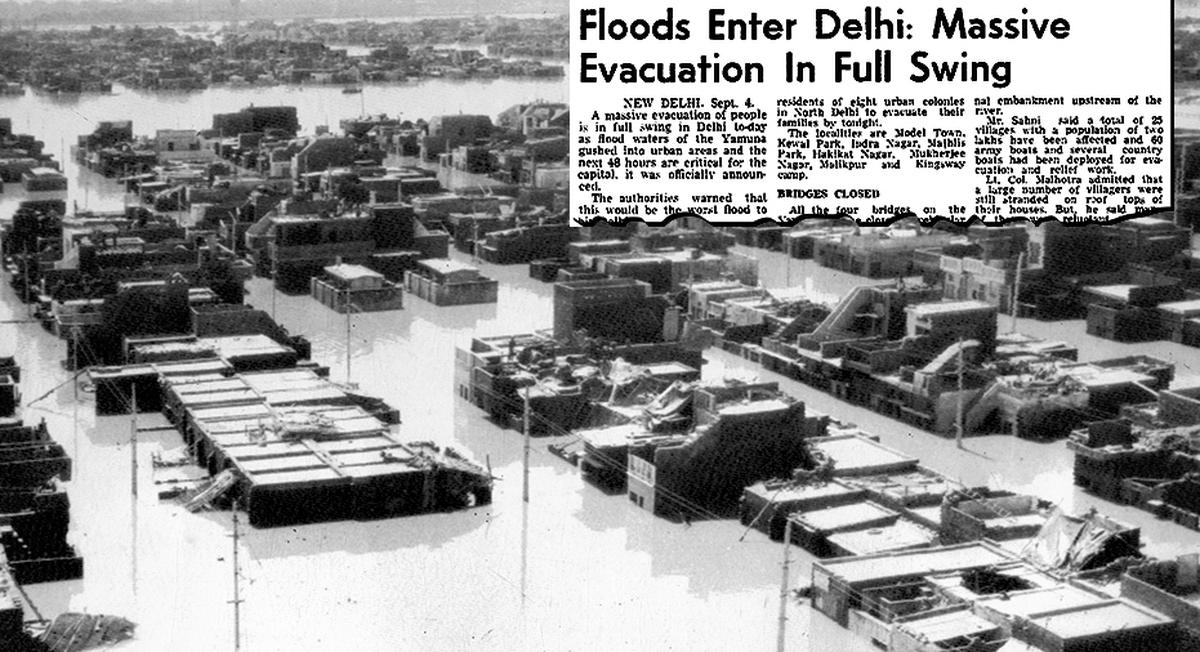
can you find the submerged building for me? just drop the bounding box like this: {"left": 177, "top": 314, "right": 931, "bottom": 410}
{"left": 809, "top": 534, "right": 1182, "bottom": 652}
{"left": 246, "top": 203, "right": 449, "bottom": 294}
{"left": 311, "top": 263, "right": 404, "bottom": 312}
{"left": 752, "top": 280, "right": 1173, "bottom": 439}
{"left": 625, "top": 381, "right": 813, "bottom": 519}
{"left": 92, "top": 356, "right": 487, "bottom": 528}
{"left": 1069, "top": 416, "right": 1200, "bottom": 531}
{"left": 403, "top": 258, "right": 498, "bottom": 306}
{"left": 456, "top": 331, "right": 703, "bottom": 436}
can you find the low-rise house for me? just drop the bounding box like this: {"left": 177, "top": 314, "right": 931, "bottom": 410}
{"left": 626, "top": 388, "right": 811, "bottom": 519}
{"left": 810, "top": 537, "right": 1180, "bottom": 652}
{"left": 311, "top": 263, "right": 403, "bottom": 312}
{"left": 21, "top": 167, "right": 67, "bottom": 192}
{"left": 403, "top": 258, "right": 497, "bottom": 306}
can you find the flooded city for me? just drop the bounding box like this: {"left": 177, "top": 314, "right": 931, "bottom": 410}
{"left": 0, "top": 5, "right": 1196, "bottom": 652}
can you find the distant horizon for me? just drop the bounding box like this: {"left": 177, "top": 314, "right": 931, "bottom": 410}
{"left": 0, "top": 0, "right": 567, "bottom": 27}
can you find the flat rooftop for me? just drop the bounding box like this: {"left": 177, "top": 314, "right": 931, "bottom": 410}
{"left": 201, "top": 406, "right": 385, "bottom": 447}
{"left": 154, "top": 358, "right": 233, "bottom": 377}
{"left": 896, "top": 609, "right": 999, "bottom": 644}
{"left": 689, "top": 280, "right": 750, "bottom": 293}
{"left": 1157, "top": 299, "right": 1200, "bottom": 316}
{"left": 640, "top": 361, "right": 698, "bottom": 377}
{"left": 908, "top": 505, "right": 944, "bottom": 527}
{"left": 417, "top": 258, "right": 479, "bottom": 275}
{"left": 187, "top": 402, "right": 273, "bottom": 423}
{"left": 198, "top": 334, "right": 294, "bottom": 360}
{"left": 272, "top": 214, "right": 371, "bottom": 224}
{"left": 1082, "top": 284, "right": 1137, "bottom": 303}
{"left": 794, "top": 500, "right": 896, "bottom": 532}
{"left": 231, "top": 434, "right": 423, "bottom": 489}
{"left": 846, "top": 469, "right": 955, "bottom": 502}
{"left": 577, "top": 423, "right": 650, "bottom": 448}
{"left": 815, "top": 541, "right": 1016, "bottom": 586}
{"left": 655, "top": 249, "right": 722, "bottom": 263}
{"left": 1067, "top": 366, "right": 1156, "bottom": 389}
{"left": 811, "top": 435, "right": 919, "bottom": 477}
{"left": 186, "top": 396, "right": 430, "bottom": 489}
{"left": 718, "top": 398, "right": 792, "bottom": 417}
{"left": 975, "top": 585, "right": 1107, "bottom": 619}
{"left": 744, "top": 479, "right": 862, "bottom": 505}
{"left": 325, "top": 263, "right": 384, "bottom": 282}
{"left": 27, "top": 167, "right": 65, "bottom": 177}
{"left": 827, "top": 519, "right": 934, "bottom": 557}
{"left": 994, "top": 337, "right": 1075, "bottom": 358}
{"left": 907, "top": 300, "right": 994, "bottom": 316}
{"left": 1028, "top": 601, "right": 1173, "bottom": 639}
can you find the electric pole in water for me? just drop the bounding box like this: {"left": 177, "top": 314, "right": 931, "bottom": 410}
{"left": 777, "top": 518, "right": 794, "bottom": 652}
{"left": 71, "top": 328, "right": 78, "bottom": 401}
{"left": 23, "top": 243, "right": 31, "bottom": 318}
{"left": 72, "top": 328, "right": 80, "bottom": 473}
{"left": 344, "top": 287, "right": 354, "bottom": 386}
{"left": 270, "top": 241, "right": 278, "bottom": 321}
{"left": 130, "top": 383, "right": 138, "bottom": 595}
{"left": 521, "top": 382, "right": 532, "bottom": 603}
{"left": 956, "top": 335, "right": 965, "bottom": 450}
{"left": 1010, "top": 251, "right": 1025, "bottom": 334}
{"left": 229, "top": 500, "right": 243, "bottom": 651}
{"left": 522, "top": 383, "right": 531, "bottom": 503}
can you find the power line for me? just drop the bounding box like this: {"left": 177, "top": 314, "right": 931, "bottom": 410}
{"left": 468, "top": 382, "right": 731, "bottom": 523}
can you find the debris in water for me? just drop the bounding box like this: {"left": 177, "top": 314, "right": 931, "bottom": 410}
{"left": 181, "top": 468, "right": 239, "bottom": 512}
{"left": 39, "top": 613, "right": 136, "bottom": 651}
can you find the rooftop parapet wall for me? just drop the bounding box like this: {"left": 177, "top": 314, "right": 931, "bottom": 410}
{"left": 1122, "top": 558, "right": 1200, "bottom": 633}
{"left": 1159, "top": 388, "right": 1200, "bottom": 427}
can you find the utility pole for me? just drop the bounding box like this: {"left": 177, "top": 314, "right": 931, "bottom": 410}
{"left": 472, "top": 220, "right": 480, "bottom": 265}
{"left": 229, "top": 499, "right": 244, "bottom": 651}
{"left": 776, "top": 518, "right": 794, "bottom": 652}
{"left": 522, "top": 382, "right": 531, "bottom": 503}
{"left": 131, "top": 382, "right": 138, "bottom": 500}
{"left": 520, "top": 382, "right": 532, "bottom": 603}
{"left": 71, "top": 327, "right": 78, "bottom": 401}
{"left": 520, "top": 480, "right": 529, "bottom": 604}
{"left": 344, "top": 287, "right": 353, "bottom": 385}
{"left": 22, "top": 243, "right": 31, "bottom": 317}
{"left": 1010, "top": 250, "right": 1025, "bottom": 333}
{"left": 72, "top": 327, "right": 80, "bottom": 472}
{"left": 956, "top": 335, "right": 965, "bottom": 450}
{"left": 130, "top": 382, "right": 138, "bottom": 595}
{"left": 270, "top": 249, "right": 278, "bottom": 321}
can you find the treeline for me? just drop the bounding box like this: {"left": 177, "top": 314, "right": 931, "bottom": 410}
{"left": 0, "top": 0, "right": 565, "bottom": 27}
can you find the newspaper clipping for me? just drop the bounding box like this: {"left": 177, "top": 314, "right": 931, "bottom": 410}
{"left": 570, "top": 0, "right": 1172, "bottom": 225}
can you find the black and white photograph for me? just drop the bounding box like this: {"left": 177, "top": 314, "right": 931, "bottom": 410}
{"left": 0, "top": 0, "right": 1195, "bottom": 651}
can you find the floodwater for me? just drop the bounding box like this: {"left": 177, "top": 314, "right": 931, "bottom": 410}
{"left": 1, "top": 242, "right": 867, "bottom": 652}
{"left": 5, "top": 236, "right": 1199, "bottom": 651}
{"left": 0, "top": 85, "right": 1196, "bottom": 652}
{"left": 0, "top": 77, "right": 566, "bottom": 216}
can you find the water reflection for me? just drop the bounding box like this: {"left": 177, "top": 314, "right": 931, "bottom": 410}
{"left": 24, "top": 190, "right": 1200, "bottom": 650}
{"left": 625, "top": 515, "right": 782, "bottom": 599}
{"left": 0, "top": 77, "right": 565, "bottom": 218}
{"left": 2, "top": 236, "right": 878, "bottom": 651}
{"left": 410, "top": 300, "right": 499, "bottom": 332}
{"left": 240, "top": 509, "right": 493, "bottom": 559}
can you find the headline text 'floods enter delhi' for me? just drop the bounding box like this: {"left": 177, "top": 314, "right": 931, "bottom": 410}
{"left": 578, "top": 8, "right": 1071, "bottom": 43}
{"left": 577, "top": 8, "right": 1068, "bottom": 85}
